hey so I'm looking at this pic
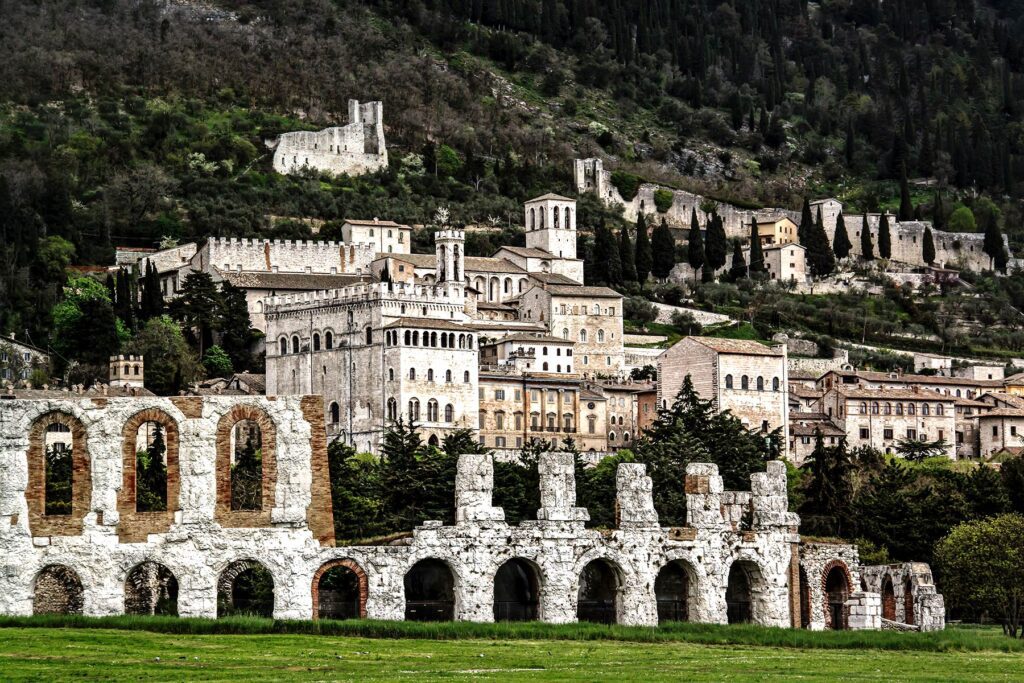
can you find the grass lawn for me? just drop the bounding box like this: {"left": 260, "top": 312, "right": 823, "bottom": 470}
{"left": 0, "top": 621, "right": 1021, "bottom": 681}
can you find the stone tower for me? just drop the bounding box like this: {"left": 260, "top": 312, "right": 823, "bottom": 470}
{"left": 109, "top": 355, "right": 145, "bottom": 389}
{"left": 435, "top": 229, "right": 465, "bottom": 283}
{"left": 524, "top": 194, "right": 577, "bottom": 260}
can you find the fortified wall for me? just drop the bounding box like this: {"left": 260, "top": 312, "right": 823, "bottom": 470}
{"left": 270, "top": 100, "right": 388, "bottom": 177}
{"left": 0, "top": 396, "right": 942, "bottom": 629}
{"left": 196, "top": 237, "right": 376, "bottom": 276}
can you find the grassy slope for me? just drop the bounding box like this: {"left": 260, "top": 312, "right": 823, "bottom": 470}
{"left": 0, "top": 625, "right": 1019, "bottom": 681}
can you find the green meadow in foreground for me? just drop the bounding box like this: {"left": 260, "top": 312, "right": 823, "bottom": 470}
{"left": 0, "top": 619, "right": 1022, "bottom": 681}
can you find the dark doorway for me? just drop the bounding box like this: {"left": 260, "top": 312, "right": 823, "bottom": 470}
{"left": 655, "top": 561, "right": 691, "bottom": 623}
{"left": 493, "top": 559, "right": 540, "bottom": 621}
{"left": 881, "top": 576, "right": 896, "bottom": 621}
{"left": 317, "top": 563, "right": 364, "bottom": 620}
{"left": 799, "top": 567, "right": 812, "bottom": 628}
{"left": 726, "top": 562, "right": 754, "bottom": 624}
{"left": 217, "top": 560, "right": 274, "bottom": 618}
{"left": 404, "top": 559, "right": 455, "bottom": 621}
{"left": 825, "top": 566, "right": 850, "bottom": 630}
{"left": 577, "top": 559, "right": 619, "bottom": 624}
{"left": 125, "top": 562, "right": 178, "bottom": 616}
{"left": 904, "top": 579, "right": 915, "bottom": 625}
{"left": 33, "top": 565, "right": 84, "bottom": 615}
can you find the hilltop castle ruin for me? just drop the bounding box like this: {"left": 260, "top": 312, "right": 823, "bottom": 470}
{"left": 269, "top": 99, "right": 388, "bottom": 177}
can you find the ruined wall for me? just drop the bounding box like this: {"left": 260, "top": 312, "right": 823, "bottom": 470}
{"left": 272, "top": 100, "right": 388, "bottom": 177}
{"left": 860, "top": 563, "right": 946, "bottom": 632}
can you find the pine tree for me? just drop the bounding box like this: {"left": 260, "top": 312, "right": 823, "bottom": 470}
{"left": 705, "top": 212, "right": 728, "bottom": 272}
{"left": 860, "top": 214, "right": 874, "bottom": 260}
{"left": 634, "top": 213, "right": 652, "bottom": 286}
{"left": 748, "top": 218, "right": 765, "bottom": 273}
{"left": 808, "top": 208, "right": 836, "bottom": 277}
{"left": 651, "top": 218, "right": 676, "bottom": 279}
{"left": 878, "top": 212, "right": 892, "bottom": 259}
{"left": 898, "top": 163, "right": 914, "bottom": 221}
{"left": 619, "top": 226, "right": 637, "bottom": 282}
{"left": 923, "top": 226, "right": 936, "bottom": 265}
{"left": 729, "top": 240, "right": 747, "bottom": 280}
{"left": 832, "top": 211, "right": 852, "bottom": 259}
{"left": 798, "top": 197, "right": 813, "bottom": 245}
{"left": 686, "top": 208, "right": 705, "bottom": 282}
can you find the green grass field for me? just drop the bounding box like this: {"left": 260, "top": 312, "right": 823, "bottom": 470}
{"left": 0, "top": 618, "right": 1022, "bottom": 681}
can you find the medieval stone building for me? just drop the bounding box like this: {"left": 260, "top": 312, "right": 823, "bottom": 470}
{"left": 269, "top": 100, "right": 388, "bottom": 177}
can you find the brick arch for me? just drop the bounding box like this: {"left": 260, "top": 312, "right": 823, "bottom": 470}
{"left": 311, "top": 558, "right": 368, "bottom": 619}
{"left": 33, "top": 563, "right": 84, "bottom": 615}
{"left": 27, "top": 411, "right": 91, "bottom": 537}
{"left": 215, "top": 404, "right": 277, "bottom": 528}
{"left": 118, "top": 408, "right": 180, "bottom": 542}
{"left": 820, "top": 559, "right": 853, "bottom": 629}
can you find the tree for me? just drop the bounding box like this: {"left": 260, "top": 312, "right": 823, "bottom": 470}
{"left": 686, "top": 208, "right": 705, "bottom": 282}
{"left": 651, "top": 218, "right": 676, "bottom": 279}
{"left": 623, "top": 296, "right": 658, "bottom": 326}
{"left": 747, "top": 218, "right": 764, "bottom": 274}
{"left": 127, "top": 315, "right": 203, "bottom": 395}
{"left": 705, "top": 212, "right": 728, "bottom": 272}
{"left": 933, "top": 192, "right": 946, "bottom": 230}
{"left": 898, "top": 163, "right": 914, "bottom": 221}
{"left": 948, "top": 206, "right": 976, "bottom": 232}
{"left": 327, "top": 440, "right": 385, "bottom": 540}
{"left": 1002, "top": 457, "right": 1024, "bottom": 514}
{"left": 634, "top": 213, "right": 652, "bottom": 285}
{"left": 170, "top": 272, "right": 219, "bottom": 357}
{"left": 140, "top": 261, "right": 164, "bottom": 321}
{"left": 216, "top": 281, "right": 259, "bottom": 372}
{"left": 807, "top": 207, "right": 836, "bottom": 277}
{"left": 923, "top": 226, "right": 936, "bottom": 265}
{"left": 619, "top": 226, "right": 637, "bottom": 282}
{"left": 799, "top": 432, "right": 855, "bottom": 536}
{"left": 136, "top": 422, "right": 168, "bottom": 512}
{"left": 983, "top": 211, "right": 1007, "bottom": 272}
{"left": 203, "top": 345, "right": 233, "bottom": 377}
{"left": 878, "top": 212, "right": 892, "bottom": 259}
{"left": 798, "top": 197, "right": 813, "bottom": 245}
{"left": 592, "top": 223, "right": 622, "bottom": 285}
{"left": 935, "top": 514, "right": 1024, "bottom": 637}
{"left": 860, "top": 214, "right": 874, "bottom": 260}
{"left": 894, "top": 437, "right": 949, "bottom": 461}
{"left": 729, "top": 240, "right": 747, "bottom": 280}
{"left": 50, "top": 276, "right": 124, "bottom": 376}
{"left": 832, "top": 211, "right": 852, "bottom": 259}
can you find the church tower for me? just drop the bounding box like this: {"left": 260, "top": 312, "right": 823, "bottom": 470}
{"left": 524, "top": 194, "right": 577, "bottom": 260}
{"left": 435, "top": 229, "right": 465, "bottom": 284}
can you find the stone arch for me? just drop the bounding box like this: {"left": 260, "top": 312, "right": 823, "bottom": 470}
{"left": 33, "top": 564, "right": 84, "bottom": 615}
{"left": 124, "top": 561, "right": 178, "bottom": 616}
{"left": 881, "top": 575, "right": 896, "bottom": 621}
{"left": 118, "top": 408, "right": 180, "bottom": 542}
{"left": 654, "top": 559, "right": 699, "bottom": 623}
{"left": 725, "top": 558, "right": 769, "bottom": 625}
{"left": 821, "top": 559, "right": 853, "bottom": 630}
{"left": 493, "top": 557, "right": 542, "bottom": 622}
{"left": 576, "top": 557, "right": 626, "bottom": 624}
{"left": 217, "top": 559, "right": 275, "bottom": 618}
{"left": 312, "top": 558, "right": 368, "bottom": 620}
{"left": 404, "top": 558, "right": 457, "bottom": 621}
{"left": 27, "top": 411, "right": 91, "bottom": 537}
{"left": 215, "top": 405, "right": 278, "bottom": 528}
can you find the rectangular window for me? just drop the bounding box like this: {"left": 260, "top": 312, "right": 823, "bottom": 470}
{"left": 514, "top": 389, "right": 521, "bottom": 401}
{"left": 883, "top": 428, "right": 893, "bottom": 440}
{"left": 859, "top": 428, "right": 869, "bottom": 440}
{"left": 907, "top": 428, "right": 917, "bottom": 440}
{"left": 993, "top": 425, "right": 999, "bottom": 436}
{"left": 495, "top": 437, "right": 506, "bottom": 448}
{"left": 956, "top": 431, "right": 964, "bottom": 443}
{"left": 938, "top": 429, "right": 945, "bottom": 441}
{"left": 801, "top": 437, "right": 810, "bottom": 444}
{"left": 1013, "top": 426, "right": 1018, "bottom": 436}
{"left": 531, "top": 390, "right": 540, "bottom": 402}
{"left": 494, "top": 389, "right": 505, "bottom": 400}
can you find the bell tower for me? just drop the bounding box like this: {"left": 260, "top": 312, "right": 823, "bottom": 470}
{"left": 435, "top": 229, "right": 465, "bottom": 283}
{"left": 524, "top": 194, "right": 577, "bottom": 260}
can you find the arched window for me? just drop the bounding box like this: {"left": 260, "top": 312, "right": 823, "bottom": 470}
{"left": 885, "top": 403, "right": 892, "bottom": 415}
{"left": 279, "top": 337, "right": 287, "bottom": 355}
{"left": 427, "top": 399, "right": 439, "bottom": 422}
{"left": 313, "top": 333, "right": 321, "bottom": 351}
{"left": 229, "top": 418, "right": 263, "bottom": 511}
{"left": 908, "top": 403, "right": 916, "bottom": 415}
{"left": 597, "top": 329, "right": 605, "bottom": 342}
{"left": 772, "top": 377, "right": 780, "bottom": 391}
{"left": 936, "top": 403, "right": 944, "bottom": 416}
{"left": 609, "top": 431, "right": 616, "bottom": 442}
{"left": 756, "top": 376, "right": 764, "bottom": 391}
{"left": 543, "top": 362, "right": 549, "bottom": 371}
{"left": 387, "top": 398, "right": 398, "bottom": 421}
{"left": 565, "top": 206, "right": 571, "bottom": 228}
{"left": 291, "top": 336, "right": 300, "bottom": 354}
{"left": 412, "top": 331, "right": 419, "bottom": 346}
{"left": 445, "top": 370, "right": 452, "bottom": 383}
{"left": 922, "top": 403, "right": 930, "bottom": 416}
{"left": 408, "top": 398, "right": 420, "bottom": 421}
{"left": 896, "top": 403, "right": 904, "bottom": 415}
{"left": 329, "top": 402, "right": 340, "bottom": 424}
{"left": 860, "top": 401, "right": 868, "bottom": 414}
{"left": 725, "top": 374, "right": 733, "bottom": 389}
{"left": 365, "top": 326, "right": 373, "bottom": 345}
{"left": 388, "top": 368, "right": 395, "bottom": 381}
{"left": 427, "top": 369, "right": 434, "bottom": 382}
{"left": 553, "top": 206, "right": 559, "bottom": 228}
{"left": 430, "top": 332, "right": 438, "bottom": 347}
{"left": 579, "top": 329, "right": 588, "bottom": 343}
{"left": 504, "top": 278, "right": 511, "bottom": 294}
{"left": 441, "top": 334, "right": 448, "bottom": 349}
{"left": 530, "top": 208, "right": 536, "bottom": 229}
{"left": 871, "top": 402, "right": 879, "bottom": 414}
{"left": 444, "top": 404, "right": 454, "bottom": 422}
{"left": 409, "top": 368, "right": 416, "bottom": 380}
{"left": 593, "top": 304, "right": 600, "bottom": 314}
{"left": 562, "top": 328, "right": 569, "bottom": 340}
{"left": 741, "top": 375, "right": 749, "bottom": 390}
{"left": 325, "top": 331, "right": 333, "bottom": 349}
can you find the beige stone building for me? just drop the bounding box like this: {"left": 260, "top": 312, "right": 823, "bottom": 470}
{"left": 789, "top": 412, "right": 845, "bottom": 467}
{"left": 757, "top": 217, "right": 798, "bottom": 247}
{"left": 972, "top": 409, "right": 1024, "bottom": 458}
{"left": 762, "top": 243, "right": 807, "bottom": 283}
{"left": 340, "top": 218, "right": 411, "bottom": 255}
{"left": 479, "top": 335, "right": 576, "bottom": 375}
{"left": 518, "top": 285, "right": 625, "bottom": 375}
{"left": 270, "top": 99, "right": 387, "bottom": 177}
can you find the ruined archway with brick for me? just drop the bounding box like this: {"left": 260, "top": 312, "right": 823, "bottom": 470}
{"left": 33, "top": 564, "right": 84, "bottom": 615}
{"left": 577, "top": 558, "right": 623, "bottom": 624}
{"left": 312, "top": 559, "right": 367, "bottom": 620}
{"left": 881, "top": 576, "right": 896, "bottom": 621}
{"left": 124, "top": 561, "right": 178, "bottom": 616}
{"left": 27, "top": 411, "right": 91, "bottom": 537}
{"left": 822, "top": 560, "right": 853, "bottom": 630}
{"left": 217, "top": 559, "right": 275, "bottom": 618}
{"left": 654, "top": 559, "right": 698, "bottom": 624}
{"left": 215, "top": 405, "right": 277, "bottom": 528}
{"left": 118, "top": 409, "right": 180, "bottom": 542}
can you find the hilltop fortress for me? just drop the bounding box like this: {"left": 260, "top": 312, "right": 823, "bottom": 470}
{"left": 269, "top": 100, "right": 388, "bottom": 177}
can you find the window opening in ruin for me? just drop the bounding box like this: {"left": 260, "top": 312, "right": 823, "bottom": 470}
{"left": 577, "top": 559, "right": 620, "bottom": 624}
{"left": 825, "top": 565, "right": 851, "bottom": 629}
{"left": 330, "top": 402, "right": 340, "bottom": 425}
{"left": 726, "top": 562, "right": 755, "bottom": 624}
{"left": 44, "top": 423, "right": 73, "bottom": 515}
{"left": 799, "top": 567, "right": 812, "bottom": 628}
{"left": 218, "top": 560, "right": 274, "bottom": 618}
{"left": 881, "top": 576, "right": 897, "bottom": 621}
{"left": 125, "top": 562, "right": 178, "bottom": 616}
{"left": 230, "top": 420, "right": 263, "bottom": 511}
{"left": 404, "top": 559, "right": 455, "bottom": 621}
{"left": 494, "top": 559, "right": 540, "bottom": 622}
{"left": 655, "top": 560, "right": 694, "bottom": 623}
{"left": 316, "top": 562, "right": 365, "bottom": 620}
{"left": 903, "top": 579, "right": 915, "bottom": 625}
{"left": 135, "top": 421, "right": 168, "bottom": 512}
{"left": 33, "top": 564, "right": 84, "bottom": 615}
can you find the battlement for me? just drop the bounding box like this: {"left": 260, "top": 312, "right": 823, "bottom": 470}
{"left": 207, "top": 236, "right": 374, "bottom": 251}
{"left": 263, "top": 281, "right": 465, "bottom": 314}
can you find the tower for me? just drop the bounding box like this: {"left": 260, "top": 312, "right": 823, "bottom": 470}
{"left": 109, "top": 354, "right": 145, "bottom": 389}
{"left": 524, "top": 194, "right": 577, "bottom": 260}
{"left": 435, "top": 229, "right": 465, "bottom": 284}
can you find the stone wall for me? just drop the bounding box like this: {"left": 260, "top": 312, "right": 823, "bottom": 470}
{"left": 197, "top": 238, "right": 375, "bottom": 276}
{"left": 271, "top": 100, "right": 388, "bottom": 177}
{"left": 860, "top": 563, "right": 946, "bottom": 631}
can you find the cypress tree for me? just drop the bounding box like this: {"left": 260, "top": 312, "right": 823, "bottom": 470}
{"left": 729, "top": 240, "right": 748, "bottom": 280}
{"left": 705, "top": 212, "right": 728, "bottom": 272}
{"left": 687, "top": 208, "right": 705, "bottom": 282}
{"left": 808, "top": 208, "right": 836, "bottom": 277}
{"left": 982, "top": 213, "right": 1007, "bottom": 272}
{"left": 923, "top": 226, "right": 936, "bottom": 265}
{"left": 651, "top": 218, "right": 676, "bottom": 279}
{"left": 634, "top": 213, "right": 652, "bottom": 285}
{"left": 748, "top": 218, "right": 765, "bottom": 273}
{"left": 878, "top": 212, "right": 892, "bottom": 259}
{"left": 898, "top": 163, "right": 914, "bottom": 221}
{"left": 798, "top": 197, "right": 813, "bottom": 245}
{"left": 860, "top": 214, "right": 874, "bottom": 260}
{"left": 619, "top": 226, "right": 637, "bottom": 282}
{"left": 832, "top": 211, "right": 852, "bottom": 259}
{"left": 594, "top": 224, "right": 622, "bottom": 284}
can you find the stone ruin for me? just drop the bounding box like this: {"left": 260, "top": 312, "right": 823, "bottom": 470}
{"left": 0, "top": 395, "right": 943, "bottom": 630}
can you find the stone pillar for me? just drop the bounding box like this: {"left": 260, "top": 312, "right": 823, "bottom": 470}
{"left": 684, "top": 463, "right": 723, "bottom": 529}
{"left": 846, "top": 591, "right": 882, "bottom": 630}
{"left": 615, "top": 463, "right": 659, "bottom": 529}
{"left": 536, "top": 452, "right": 588, "bottom": 522}
{"left": 751, "top": 461, "right": 799, "bottom": 530}
{"left": 455, "top": 453, "right": 504, "bottom": 523}
{"left": 917, "top": 591, "right": 946, "bottom": 632}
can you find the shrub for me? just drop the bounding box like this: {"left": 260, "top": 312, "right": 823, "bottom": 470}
{"left": 610, "top": 171, "right": 642, "bottom": 201}
{"left": 654, "top": 188, "right": 674, "bottom": 213}
{"left": 624, "top": 296, "right": 658, "bottom": 325}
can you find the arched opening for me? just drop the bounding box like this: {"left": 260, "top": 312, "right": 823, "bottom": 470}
{"left": 881, "top": 576, "right": 896, "bottom": 621}
{"left": 428, "top": 434, "right": 440, "bottom": 447}
{"left": 329, "top": 402, "right": 340, "bottom": 425}
{"left": 218, "top": 560, "right": 274, "bottom": 618}
{"left": 824, "top": 565, "right": 851, "bottom": 630}
{"left": 43, "top": 422, "right": 73, "bottom": 516}
{"left": 33, "top": 564, "right": 84, "bottom": 615}
{"left": 134, "top": 421, "right": 168, "bottom": 512}
{"left": 726, "top": 561, "right": 756, "bottom": 624}
{"left": 124, "top": 562, "right": 178, "bottom": 616}
{"left": 577, "top": 559, "right": 620, "bottom": 624}
{"left": 231, "top": 419, "right": 263, "bottom": 511}
{"left": 799, "top": 566, "right": 812, "bottom": 628}
{"left": 313, "top": 560, "right": 367, "bottom": 620}
{"left": 493, "top": 558, "right": 540, "bottom": 622}
{"left": 903, "top": 579, "right": 915, "bottom": 625}
{"left": 655, "top": 560, "right": 696, "bottom": 623}
{"left": 404, "top": 559, "right": 455, "bottom": 621}
{"left": 29, "top": 412, "right": 91, "bottom": 536}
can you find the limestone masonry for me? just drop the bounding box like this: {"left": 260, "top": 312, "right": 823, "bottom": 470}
{"left": 269, "top": 100, "right": 388, "bottom": 177}
{"left": 0, "top": 395, "right": 942, "bottom": 630}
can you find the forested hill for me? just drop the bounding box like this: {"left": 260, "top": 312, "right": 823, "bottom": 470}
{"left": 2, "top": 0, "right": 1024, "bottom": 341}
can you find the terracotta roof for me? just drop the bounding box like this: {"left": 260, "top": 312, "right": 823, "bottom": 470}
{"left": 384, "top": 317, "right": 472, "bottom": 332}
{"left": 488, "top": 334, "right": 573, "bottom": 344}
{"left": 4, "top": 385, "right": 155, "bottom": 398}
{"left": 530, "top": 272, "right": 580, "bottom": 286}
{"left": 470, "top": 322, "right": 548, "bottom": 333}
{"left": 378, "top": 253, "right": 435, "bottom": 267}
{"left": 955, "top": 397, "right": 990, "bottom": 408}
{"left": 834, "top": 386, "right": 955, "bottom": 401}
{"left": 791, "top": 422, "right": 845, "bottom": 437}
{"left": 528, "top": 193, "right": 573, "bottom": 202}
{"left": 790, "top": 385, "right": 823, "bottom": 398}
{"left": 685, "top": 336, "right": 781, "bottom": 356}
{"left": 464, "top": 256, "right": 527, "bottom": 274}
{"left": 344, "top": 218, "right": 409, "bottom": 228}
{"left": 971, "top": 409, "right": 1024, "bottom": 419}
{"left": 218, "top": 270, "right": 368, "bottom": 291}
{"left": 1005, "top": 372, "right": 1024, "bottom": 385}
{"left": 835, "top": 369, "right": 1004, "bottom": 388}
{"left": 543, "top": 285, "right": 622, "bottom": 299}
{"left": 980, "top": 392, "right": 1024, "bottom": 408}
{"left": 232, "top": 373, "right": 266, "bottom": 393}
{"left": 475, "top": 301, "right": 515, "bottom": 311}
{"left": 497, "top": 246, "right": 554, "bottom": 258}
